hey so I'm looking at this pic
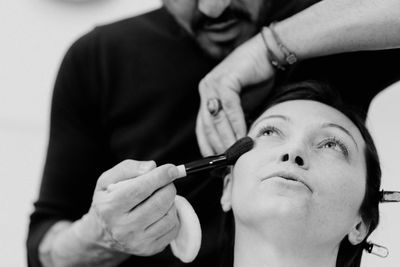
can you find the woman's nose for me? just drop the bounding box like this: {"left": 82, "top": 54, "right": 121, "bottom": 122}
{"left": 280, "top": 151, "right": 308, "bottom": 169}
{"left": 198, "top": 0, "right": 232, "bottom": 18}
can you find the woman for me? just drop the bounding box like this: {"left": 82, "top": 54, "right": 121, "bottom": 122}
{"left": 219, "top": 81, "right": 381, "bottom": 267}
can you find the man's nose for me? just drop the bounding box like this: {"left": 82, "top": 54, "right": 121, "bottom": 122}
{"left": 198, "top": 0, "right": 232, "bottom": 18}
{"left": 279, "top": 148, "right": 309, "bottom": 169}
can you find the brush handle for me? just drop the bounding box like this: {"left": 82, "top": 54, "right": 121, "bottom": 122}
{"left": 176, "top": 154, "right": 227, "bottom": 179}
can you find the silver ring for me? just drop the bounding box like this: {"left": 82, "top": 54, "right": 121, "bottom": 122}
{"left": 207, "top": 98, "right": 222, "bottom": 117}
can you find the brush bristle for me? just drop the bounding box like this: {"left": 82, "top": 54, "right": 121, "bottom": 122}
{"left": 225, "top": 137, "right": 254, "bottom": 165}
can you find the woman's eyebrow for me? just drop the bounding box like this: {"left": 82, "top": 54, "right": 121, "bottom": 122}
{"left": 321, "top": 123, "right": 359, "bottom": 150}
{"left": 251, "top": 115, "right": 290, "bottom": 130}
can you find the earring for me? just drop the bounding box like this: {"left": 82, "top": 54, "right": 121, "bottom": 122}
{"left": 380, "top": 190, "right": 400, "bottom": 202}
{"left": 364, "top": 242, "right": 389, "bottom": 258}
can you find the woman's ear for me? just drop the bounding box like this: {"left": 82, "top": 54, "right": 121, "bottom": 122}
{"left": 220, "top": 172, "right": 233, "bottom": 212}
{"left": 348, "top": 217, "right": 370, "bottom": 245}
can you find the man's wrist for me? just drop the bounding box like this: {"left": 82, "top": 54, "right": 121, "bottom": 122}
{"left": 55, "top": 222, "right": 128, "bottom": 267}
{"left": 66, "top": 214, "right": 129, "bottom": 265}
{"left": 39, "top": 217, "right": 128, "bottom": 267}
{"left": 39, "top": 221, "right": 72, "bottom": 267}
{"left": 260, "top": 24, "right": 298, "bottom": 71}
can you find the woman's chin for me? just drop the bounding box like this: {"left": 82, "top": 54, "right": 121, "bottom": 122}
{"left": 234, "top": 200, "right": 312, "bottom": 246}
{"left": 234, "top": 193, "right": 311, "bottom": 229}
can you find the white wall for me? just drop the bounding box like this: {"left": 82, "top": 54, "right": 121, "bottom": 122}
{"left": 0, "top": 1, "right": 161, "bottom": 266}
{"left": 363, "top": 81, "right": 400, "bottom": 267}
{"left": 0, "top": 0, "right": 399, "bottom": 266}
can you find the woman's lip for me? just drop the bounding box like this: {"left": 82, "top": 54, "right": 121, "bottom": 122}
{"left": 262, "top": 172, "right": 313, "bottom": 192}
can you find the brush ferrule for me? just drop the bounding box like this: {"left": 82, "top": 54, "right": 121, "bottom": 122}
{"left": 185, "top": 154, "right": 227, "bottom": 175}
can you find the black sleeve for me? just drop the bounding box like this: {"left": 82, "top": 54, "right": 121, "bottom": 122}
{"left": 27, "top": 29, "right": 112, "bottom": 267}
{"left": 265, "top": 0, "right": 319, "bottom": 24}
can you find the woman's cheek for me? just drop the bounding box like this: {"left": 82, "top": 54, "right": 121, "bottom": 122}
{"left": 314, "top": 164, "right": 365, "bottom": 213}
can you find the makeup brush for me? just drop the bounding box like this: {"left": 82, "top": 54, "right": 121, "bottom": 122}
{"left": 176, "top": 136, "right": 254, "bottom": 178}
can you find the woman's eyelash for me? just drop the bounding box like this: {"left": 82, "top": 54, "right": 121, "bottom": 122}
{"left": 254, "top": 127, "right": 349, "bottom": 157}
{"left": 256, "top": 125, "right": 281, "bottom": 137}
{"left": 320, "top": 137, "right": 349, "bottom": 156}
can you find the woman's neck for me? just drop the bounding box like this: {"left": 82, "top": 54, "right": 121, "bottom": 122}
{"left": 233, "top": 226, "right": 338, "bottom": 267}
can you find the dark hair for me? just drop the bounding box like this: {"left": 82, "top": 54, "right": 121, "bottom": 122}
{"left": 222, "top": 81, "right": 381, "bottom": 267}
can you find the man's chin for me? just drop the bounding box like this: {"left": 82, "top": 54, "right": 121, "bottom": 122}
{"left": 195, "top": 25, "right": 255, "bottom": 60}
{"left": 196, "top": 37, "right": 237, "bottom": 60}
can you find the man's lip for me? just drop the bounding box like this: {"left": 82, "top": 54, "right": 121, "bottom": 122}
{"left": 203, "top": 19, "right": 239, "bottom": 32}
{"left": 261, "top": 171, "right": 313, "bottom": 192}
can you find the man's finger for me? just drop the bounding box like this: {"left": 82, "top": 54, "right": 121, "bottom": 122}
{"left": 208, "top": 89, "right": 238, "bottom": 149}
{"left": 150, "top": 223, "right": 180, "bottom": 255}
{"left": 97, "top": 160, "right": 156, "bottom": 191}
{"left": 200, "top": 106, "right": 225, "bottom": 154}
{"left": 196, "top": 114, "right": 214, "bottom": 156}
{"left": 198, "top": 82, "right": 225, "bottom": 154}
{"left": 144, "top": 204, "right": 179, "bottom": 238}
{"left": 127, "top": 183, "right": 177, "bottom": 227}
{"left": 219, "top": 89, "right": 247, "bottom": 139}
{"left": 209, "top": 109, "right": 236, "bottom": 150}
{"left": 108, "top": 164, "right": 180, "bottom": 209}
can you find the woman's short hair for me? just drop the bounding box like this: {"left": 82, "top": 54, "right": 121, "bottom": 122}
{"left": 222, "top": 81, "right": 381, "bottom": 267}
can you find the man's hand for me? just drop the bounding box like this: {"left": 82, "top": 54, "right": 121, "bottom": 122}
{"left": 73, "top": 160, "right": 181, "bottom": 257}
{"left": 196, "top": 33, "right": 275, "bottom": 156}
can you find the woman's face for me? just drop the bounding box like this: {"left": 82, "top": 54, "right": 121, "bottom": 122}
{"left": 224, "top": 100, "right": 368, "bottom": 246}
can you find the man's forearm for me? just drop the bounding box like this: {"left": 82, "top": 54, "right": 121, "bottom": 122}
{"left": 39, "top": 220, "right": 128, "bottom": 267}
{"left": 275, "top": 0, "right": 400, "bottom": 60}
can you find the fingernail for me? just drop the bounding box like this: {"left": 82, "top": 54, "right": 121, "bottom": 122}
{"left": 139, "top": 161, "right": 155, "bottom": 173}
{"left": 168, "top": 166, "right": 179, "bottom": 178}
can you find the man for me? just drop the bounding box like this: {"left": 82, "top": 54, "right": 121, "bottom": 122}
{"left": 194, "top": 0, "right": 400, "bottom": 155}
{"left": 27, "top": 1, "right": 400, "bottom": 266}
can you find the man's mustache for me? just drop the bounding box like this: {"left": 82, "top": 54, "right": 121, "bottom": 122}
{"left": 191, "top": 7, "right": 252, "bottom": 32}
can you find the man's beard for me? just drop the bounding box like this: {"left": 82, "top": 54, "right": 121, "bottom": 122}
{"left": 191, "top": 6, "right": 252, "bottom": 33}
{"left": 189, "top": 3, "right": 272, "bottom": 59}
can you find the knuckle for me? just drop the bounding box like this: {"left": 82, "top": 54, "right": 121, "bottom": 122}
{"left": 118, "top": 159, "right": 142, "bottom": 177}
{"left": 221, "top": 98, "right": 236, "bottom": 111}
{"left": 162, "top": 182, "right": 177, "bottom": 196}
{"left": 161, "top": 186, "right": 177, "bottom": 205}
{"left": 92, "top": 201, "right": 112, "bottom": 221}
{"left": 120, "top": 159, "right": 137, "bottom": 167}
{"left": 199, "top": 78, "right": 212, "bottom": 93}
{"left": 167, "top": 223, "right": 180, "bottom": 240}
{"left": 231, "top": 119, "right": 246, "bottom": 135}
{"left": 117, "top": 160, "right": 133, "bottom": 176}
{"left": 199, "top": 76, "right": 223, "bottom": 94}
{"left": 172, "top": 223, "right": 180, "bottom": 237}
{"left": 151, "top": 244, "right": 167, "bottom": 255}
{"left": 212, "top": 112, "right": 226, "bottom": 124}
{"left": 203, "top": 123, "right": 214, "bottom": 135}
{"left": 153, "top": 195, "right": 170, "bottom": 214}
{"left": 139, "top": 241, "right": 156, "bottom": 256}
{"left": 130, "top": 185, "right": 146, "bottom": 201}
{"left": 97, "top": 171, "right": 111, "bottom": 188}
{"left": 137, "top": 248, "right": 150, "bottom": 256}
{"left": 161, "top": 163, "right": 174, "bottom": 174}
{"left": 164, "top": 213, "right": 178, "bottom": 231}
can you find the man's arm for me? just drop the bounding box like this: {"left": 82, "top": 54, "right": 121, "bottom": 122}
{"left": 38, "top": 162, "right": 180, "bottom": 267}
{"left": 196, "top": 0, "right": 400, "bottom": 156}
{"left": 275, "top": 0, "right": 400, "bottom": 59}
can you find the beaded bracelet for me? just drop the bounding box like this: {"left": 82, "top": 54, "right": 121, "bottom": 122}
{"left": 269, "top": 22, "right": 298, "bottom": 66}
{"left": 260, "top": 27, "right": 286, "bottom": 71}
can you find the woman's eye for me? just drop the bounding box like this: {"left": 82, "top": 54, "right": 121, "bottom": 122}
{"left": 319, "top": 138, "right": 349, "bottom": 156}
{"left": 256, "top": 126, "right": 280, "bottom": 137}
{"left": 323, "top": 141, "right": 339, "bottom": 150}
